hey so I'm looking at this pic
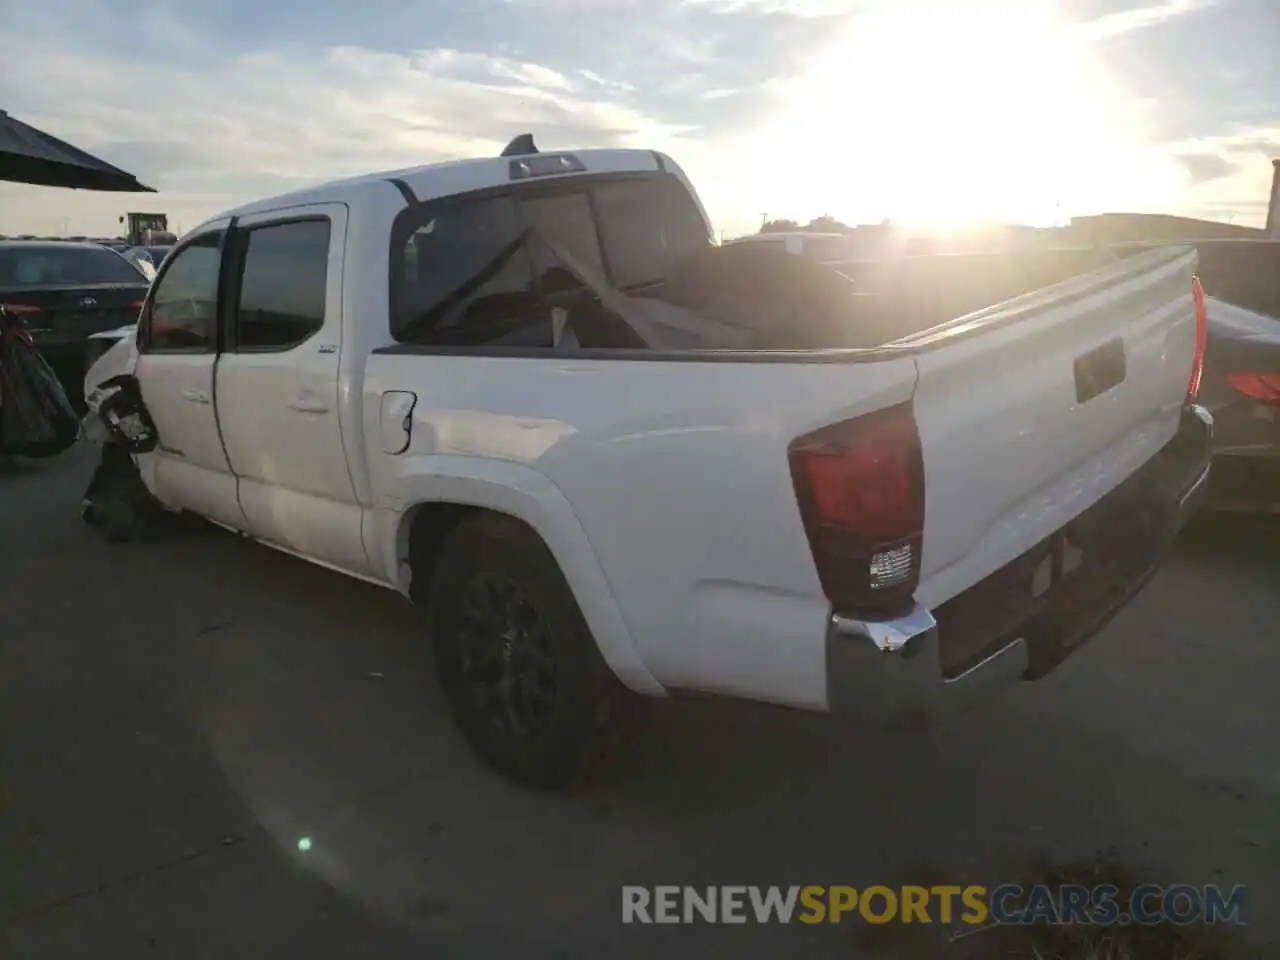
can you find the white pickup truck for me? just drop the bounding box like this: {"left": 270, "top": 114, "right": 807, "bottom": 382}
{"left": 82, "top": 137, "right": 1214, "bottom": 790}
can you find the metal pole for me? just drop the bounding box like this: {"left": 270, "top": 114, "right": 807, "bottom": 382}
{"left": 1266, "top": 160, "right": 1280, "bottom": 238}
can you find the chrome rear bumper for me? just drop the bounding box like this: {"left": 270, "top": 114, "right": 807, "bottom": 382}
{"left": 826, "top": 606, "right": 1028, "bottom": 723}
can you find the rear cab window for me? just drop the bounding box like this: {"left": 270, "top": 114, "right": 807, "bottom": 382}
{"left": 389, "top": 174, "right": 711, "bottom": 347}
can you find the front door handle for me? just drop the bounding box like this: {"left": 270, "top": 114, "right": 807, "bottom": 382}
{"left": 182, "top": 388, "right": 210, "bottom": 404}
{"left": 288, "top": 394, "right": 329, "bottom": 414}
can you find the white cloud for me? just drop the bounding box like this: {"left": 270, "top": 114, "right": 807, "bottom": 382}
{"left": 498, "top": 0, "right": 650, "bottom": 7}
{"left": 1077, "top": 0, "right": 1214, "bottom": 40}
{"left": 577, "top": 69, "right": 636, "bottom": 93}
{"left": 0, "top": 0, "right": 1270, "bottom": 240}
{"left": 1161, "top": 127, "right": 1280, "bottom": 222}
{"left": 680, "top": 0, "right": 865, "bottom": 14}
{"left": 0, "top": 28, "right": 712, "bottom": 236}
{"left": 686, "top": 0, "right": 1213, "bottom": 32}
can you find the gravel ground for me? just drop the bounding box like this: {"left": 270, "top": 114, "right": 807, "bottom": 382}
{"left": 1, "top": 444, "right": 1277, "bottom": 958}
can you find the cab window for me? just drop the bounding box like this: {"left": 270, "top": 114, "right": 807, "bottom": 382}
{"left": 146, "top": 232, "right": 222, "bottom": 352}
{"left": 231, "top": 219, "right": 331, "bottom": 351}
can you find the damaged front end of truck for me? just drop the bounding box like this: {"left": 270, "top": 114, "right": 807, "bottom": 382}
{"left": 81, "top": 352, "right": 168, "bottom": 541}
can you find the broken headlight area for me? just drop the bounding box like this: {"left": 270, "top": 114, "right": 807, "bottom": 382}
{"left": 85, "top": 375, "right": 159, "bottom": 455}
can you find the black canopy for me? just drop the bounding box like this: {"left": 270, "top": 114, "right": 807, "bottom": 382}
{"left": 0, "top": 109, "right": 155, "bottom": 192}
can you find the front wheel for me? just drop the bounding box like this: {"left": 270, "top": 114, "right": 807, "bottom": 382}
{"left": 424, "top": 514, "right": 643, "bottom": 791}
{"left": 82, "top": 442, "right": 166, "bottom": 542}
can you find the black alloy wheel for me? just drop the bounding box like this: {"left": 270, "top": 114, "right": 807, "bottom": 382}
{"left": 423, "top": 513, "right": 643, "bottom": 791}
{"left": 454, "top": 572, "right": 558, "bottom": 742}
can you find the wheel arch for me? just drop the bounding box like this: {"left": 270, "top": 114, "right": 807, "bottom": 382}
{"left": 387, "top": 457, "right": 665, "bottom": 697}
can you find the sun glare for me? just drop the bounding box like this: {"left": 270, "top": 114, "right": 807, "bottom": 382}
{"left": 739, "top": 0, "right": 1180, "bottom": 230}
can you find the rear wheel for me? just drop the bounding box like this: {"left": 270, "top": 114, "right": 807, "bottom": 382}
{"left": 424, "top": 513, "right": 642, "bottom": 791}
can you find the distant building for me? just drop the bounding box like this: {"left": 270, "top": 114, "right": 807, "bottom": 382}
{"left": 788, "top": 215, "right": 1266, "bottom": 260}
{"left": 1066, "top": 213, "right": 1263, "bottom": 245}
{"left": 732, "top": 158, "right": 1280, "bottom": 258}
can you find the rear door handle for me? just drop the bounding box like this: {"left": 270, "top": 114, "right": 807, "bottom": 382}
{"left": 288, "top": 394, "right": 329, "bottom": 414}
{"left": 182, "top": 388, "right": 210, "bottom": 404}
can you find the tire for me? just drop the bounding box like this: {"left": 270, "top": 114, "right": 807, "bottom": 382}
{"left": 82, "top": 443, "right": 167, "bottom": 543}
{"left": 424, "top": 513, "right": 643, "bottom": 791}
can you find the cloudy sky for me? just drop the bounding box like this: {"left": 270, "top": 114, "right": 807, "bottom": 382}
{"left": 0, "top": 0, "right": 1276, "bottom": 239}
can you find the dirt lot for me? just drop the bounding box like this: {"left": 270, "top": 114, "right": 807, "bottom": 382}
{"left": 2, "top": 445, "right": 1277, "bottom": 958}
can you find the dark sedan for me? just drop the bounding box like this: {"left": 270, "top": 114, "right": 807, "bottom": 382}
{"left": 1193, "top": 240, "right": 1280, "bottom": 514}
{"left": 0, "top": 241, "right": 150, "bottom": 406}
{"left": 1199, "top": 296, "right": 1280, "bottom": 513}
{"left": 1109, "top": 239, "right": 1280, "bottom": 514}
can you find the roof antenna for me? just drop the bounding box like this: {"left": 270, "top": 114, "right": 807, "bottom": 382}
{"left": 501, "top": 134, "right": 539, "bottom": 158}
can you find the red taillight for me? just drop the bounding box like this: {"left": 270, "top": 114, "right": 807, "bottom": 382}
{"left": 0, "top": 303, "right": 41, "bottom": 317}
{"left": 1225, "top": 372, "right": 1280, "bottom": 404}
{"left": 788, "top": 401, "right": 925, "bottom": 618}
{"left": 1187, "top": 276, "right": 1207, "bottom": 399}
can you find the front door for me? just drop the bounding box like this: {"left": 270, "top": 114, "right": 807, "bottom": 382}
{"left": 213, "top": 204, "right": 370, "bottom": 575}
{"left": 133, "top": 223, "right": 245, "bottom": 530}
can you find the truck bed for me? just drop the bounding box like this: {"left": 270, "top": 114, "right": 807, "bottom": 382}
{"left": 644, "top": 243, "right": 1122, "bottom": 350}
{"left": 367, "top": 245, "right": 1199, "bottom": 707}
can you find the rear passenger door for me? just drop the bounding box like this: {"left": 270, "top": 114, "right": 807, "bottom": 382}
{"left": 213, "top": 203, "right": 371, "bottom": 575}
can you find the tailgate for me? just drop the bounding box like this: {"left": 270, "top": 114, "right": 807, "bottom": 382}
{"left": 903, "top": 245, "right": 1199, "bottom": 608}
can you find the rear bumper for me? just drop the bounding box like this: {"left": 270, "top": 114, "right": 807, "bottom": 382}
{"left": 826, "top": 604, "right": 1030, "bottom": 723}
{"left": 825, "top": 404, "right": 1213, "bottom": 723}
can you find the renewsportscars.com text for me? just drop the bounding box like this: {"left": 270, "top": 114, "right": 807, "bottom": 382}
{"left": 621, "top": 884, "right": 1247, "bottom": 926}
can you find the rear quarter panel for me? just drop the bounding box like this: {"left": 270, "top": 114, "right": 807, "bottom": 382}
{"left": 362, "top": 352, "right": 918, "bottom": 708}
